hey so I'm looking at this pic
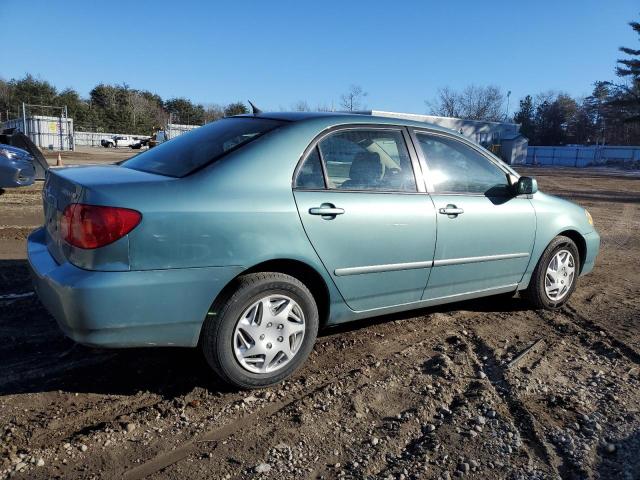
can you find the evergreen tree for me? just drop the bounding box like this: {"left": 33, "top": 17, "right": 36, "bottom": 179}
{"left": 224, "top": 102, "right": 248, "bottom": 116}
{"left": 513, "top": 95, "right": 536, "bottom": 141}
{"left": 613, "top": 19, "right": 640, "bottom": 123}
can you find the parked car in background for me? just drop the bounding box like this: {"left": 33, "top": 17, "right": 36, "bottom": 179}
{"left": 28, "top": 112, "right": 600, "bottom": 388}
{"left": 0, "top": 144, "right": 35, "bottom": 188}
{"left": 101, "top": 135, "right": 143, "bottom": 149}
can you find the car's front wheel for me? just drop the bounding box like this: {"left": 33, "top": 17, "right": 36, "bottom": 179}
{"left": 200, "top": 272, "right": 319, "bottom": 389}
{"left": 525, "top": 235, "right": 580, "bottom": 310}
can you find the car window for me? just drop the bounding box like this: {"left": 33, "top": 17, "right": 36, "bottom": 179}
{"left": 318, "top": 129, "right": 416, "bottom": 192}
{"left": 294, "top": 147, "right": 325, "bottom": 189}
{"left": 122, "top": 118, "right": 286, "bottom": 177}
{"left": 415, "top": 133, "right": 510, "bottom": 195}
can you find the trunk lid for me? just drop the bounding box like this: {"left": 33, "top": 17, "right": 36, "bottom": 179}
{"left": 42, "top": 165, "right": 170, "bottom": 265}
{"left": 42, "top": 169, "right": 83, "bottom": 264}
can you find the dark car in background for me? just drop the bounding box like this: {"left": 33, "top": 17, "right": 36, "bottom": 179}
{"left": 0, "top": 144, "right": 35, "bottom": 188}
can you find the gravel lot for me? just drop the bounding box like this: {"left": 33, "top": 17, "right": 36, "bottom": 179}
{"left": 1, "top": 151, "right": 639, "bottom": 479}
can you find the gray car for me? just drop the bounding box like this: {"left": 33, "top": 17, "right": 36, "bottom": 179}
{"left": 0, "top": 144, "right": 35, "bottom": 188}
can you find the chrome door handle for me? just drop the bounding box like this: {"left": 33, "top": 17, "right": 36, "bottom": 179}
{"left": 309, "top": 204, "right": 345, "bottom": 217}
{"left": 439, "top": 205, "right": 464, "bottom": 216}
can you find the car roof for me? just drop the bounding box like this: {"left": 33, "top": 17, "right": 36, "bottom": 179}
{"left": 236, "top": 111, "right": 460, "bottom": 135}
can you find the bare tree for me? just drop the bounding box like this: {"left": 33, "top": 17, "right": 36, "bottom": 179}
{"left": 340, "top": 85, "right": 367, "bottom": 112}
{"left": 427, "top": 85, "right": 506, "bottom": 121}
{"left": 426, "top": 87, "right": 459, "bottom": 117}
{"left": 316, "top": 102, "right": 334, "bottom": 112}
{"left": 127, "top": 91, "right": 151, "bottom": 128}
{"left": 459, "top": 85, "right": 505, "bottom": 121}
{"left": 292, "top": 100, "right": 311, "bottom": 112}
{"left": 203, "top": 103, "right": 225, "bottom": 123}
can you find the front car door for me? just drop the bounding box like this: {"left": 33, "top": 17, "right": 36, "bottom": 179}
{"left": 411, "top": 129, "right": 536, "bottom": 300}
{"left": 293, "top": 127, "right": 437, "bottom": 312}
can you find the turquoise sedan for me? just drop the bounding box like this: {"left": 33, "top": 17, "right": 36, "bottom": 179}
{"left": 28, "top": 112, "right": 600, "bottom": 388}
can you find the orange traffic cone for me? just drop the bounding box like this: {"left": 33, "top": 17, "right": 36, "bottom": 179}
{"left": 56, "top": 153, "right": 63, "bottom": 167}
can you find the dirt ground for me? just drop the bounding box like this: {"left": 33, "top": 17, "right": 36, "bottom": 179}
{"left": 1, "top": 151, "right": 639, "bottom": 479}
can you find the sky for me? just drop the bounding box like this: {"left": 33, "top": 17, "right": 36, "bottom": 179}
{"left": 1, "top": 0, "right": 638, "bottom": 115}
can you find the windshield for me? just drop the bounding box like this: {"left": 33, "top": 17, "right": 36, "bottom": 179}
{"left": 122, "top": 117, "right": 286, "bottom": 177}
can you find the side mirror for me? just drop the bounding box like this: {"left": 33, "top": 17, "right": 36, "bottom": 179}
{"left": 515, "top": 176, "right": 538, "bottom": 195}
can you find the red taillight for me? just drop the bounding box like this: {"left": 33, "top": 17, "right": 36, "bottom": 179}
{"left": 61, "top": 203, "right": 142, "bottom": 249}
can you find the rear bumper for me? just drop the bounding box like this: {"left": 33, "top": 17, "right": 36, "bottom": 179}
{"left": 28, "top": 228, "right": 243, "bottom": 348}
{"left": 580, "top": 230, "right": 600, "bottom": 276}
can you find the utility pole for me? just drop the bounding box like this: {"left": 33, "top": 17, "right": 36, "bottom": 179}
{"left": 506, "top": 91, "right": 512, "bottom": 120}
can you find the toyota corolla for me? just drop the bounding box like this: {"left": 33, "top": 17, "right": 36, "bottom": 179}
{"left": 28, "top": 112, "right": 600, "bottom": 388}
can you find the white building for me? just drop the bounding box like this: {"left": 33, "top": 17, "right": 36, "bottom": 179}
{"left": 358, "top": 110, "right": 529, "bottom": 165}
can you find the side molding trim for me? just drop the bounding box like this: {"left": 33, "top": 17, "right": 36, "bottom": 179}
{"left": 334, "top": 253, "right": 529, "bottom": 277}
{"left": 432, "top": 252, "right": 529, "bottom": 267}
{"left": 334, "top": 260, "right": 433, "bottom": 277}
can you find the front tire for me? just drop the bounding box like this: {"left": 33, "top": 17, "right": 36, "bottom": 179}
{"left": 525, "top": 235, "right": 580, "bottom": 310}
{"left": 200, "top": 272, "right": 319, "bottom": 389}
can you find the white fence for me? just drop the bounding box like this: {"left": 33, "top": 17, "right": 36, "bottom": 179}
{"left": 527, "top": 146, "right": 640, "bottom": 167}
{"left": 166, "top": 123, "right": 200, "bottom": 139}
{"left": 74, "top": 123, "right": 201, "bottom": 148}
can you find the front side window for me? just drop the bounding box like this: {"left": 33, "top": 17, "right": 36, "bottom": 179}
{"left": 317, "top": 129, "right": 417, "bottom": 192}
{"left": 123, "top": 117, "right": 285, "bottom": 177}
{"left": 415, "top": 133, "right": 509, "bottom": 195}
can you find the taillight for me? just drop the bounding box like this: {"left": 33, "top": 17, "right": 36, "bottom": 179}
{"left": 61, "top": 203, "right": 142, "bottom": 249}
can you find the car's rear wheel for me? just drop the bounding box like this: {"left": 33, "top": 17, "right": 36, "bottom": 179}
{"left": 525, "top": 235, "right": 580, "bottom": 310}
{"left": 200, "top": 272, "right": 319, "bottom": 389}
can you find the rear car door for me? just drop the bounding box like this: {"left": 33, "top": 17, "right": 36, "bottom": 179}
{"left": 411, "top": 130, "right": 536, "bottom": 300}
{"left": 293, "top": 127, "right": 437, "bottom": 312}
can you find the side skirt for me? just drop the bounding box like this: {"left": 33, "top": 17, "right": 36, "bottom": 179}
{"left": 326, "top": 283, "right": 519, "bottom": 325}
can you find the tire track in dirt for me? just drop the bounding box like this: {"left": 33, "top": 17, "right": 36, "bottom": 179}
{"left": 535, "top": 307, "right": 640, "bottom": 367}
{"left": 562, "top": 304, "right": 640, "bottom": 365}
{"left": 123, "top": 367, "right": 382, "bottom": 479}
{"left": 122, "top": 314, "right": 472, "bottom": 479}
{"left": 468, "top": 333, "right": 571, "bottom": 479}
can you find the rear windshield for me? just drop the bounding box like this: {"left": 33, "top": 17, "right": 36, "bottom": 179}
{"left": 122, "top": 117, "right": 286, "bottom": 177}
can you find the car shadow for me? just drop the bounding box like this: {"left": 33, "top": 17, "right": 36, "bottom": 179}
{"left": 319, "top": 292, "right": 528, "bottom": 337}
{"left": 0, "top": 258, "right": 530, "bottom": 398}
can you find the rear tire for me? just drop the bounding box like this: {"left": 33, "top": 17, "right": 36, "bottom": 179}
{"left": 525, "top": 235, "right": 580, "bottom": 310}
{"left": 200, "top": 272, "right": 319, "bottom": 389}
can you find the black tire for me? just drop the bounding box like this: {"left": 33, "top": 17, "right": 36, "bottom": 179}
{"left": 200, "top": 272, "right": 319, "bottom": 389}
{"left": 525, "top": 235, "right": 580, "bottom": 310}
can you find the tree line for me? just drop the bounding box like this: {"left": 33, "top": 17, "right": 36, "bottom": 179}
{"left": 0, "top": 77, "right": 249, "bottom": 135}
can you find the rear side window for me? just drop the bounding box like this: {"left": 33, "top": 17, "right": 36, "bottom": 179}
{"left": 122, "top": 117, "right": 285, "bottom": 177}
{"left": 317, "top": 129, "right": 417, "bottom": 192}
{"left": 415, "top": 133, "right": 510, "bottom": 195}
{"left": 294, "top": 147, "right": 325, "bottom": 189}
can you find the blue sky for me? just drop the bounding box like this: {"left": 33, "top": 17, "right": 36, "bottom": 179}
{"left": 2, "top": 0, "right": 638, "bottom": 114}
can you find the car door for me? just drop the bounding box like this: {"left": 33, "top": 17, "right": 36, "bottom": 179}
{"left": 411, "top": 130, "right": 536, "bottom": 300}
{"left": 293, "top": 127, "right": 437, "bottom": 312}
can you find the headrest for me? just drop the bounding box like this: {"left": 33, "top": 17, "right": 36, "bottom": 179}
{"left": 349, "top": 152, "right": 382, "bottom": 182}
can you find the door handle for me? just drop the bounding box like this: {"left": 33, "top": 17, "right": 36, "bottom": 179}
{"left": 309, "top": 204, "right": 345, "bottom": 217}
{"left": 439, "top": 205, "right": 464, "bottom": 216}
